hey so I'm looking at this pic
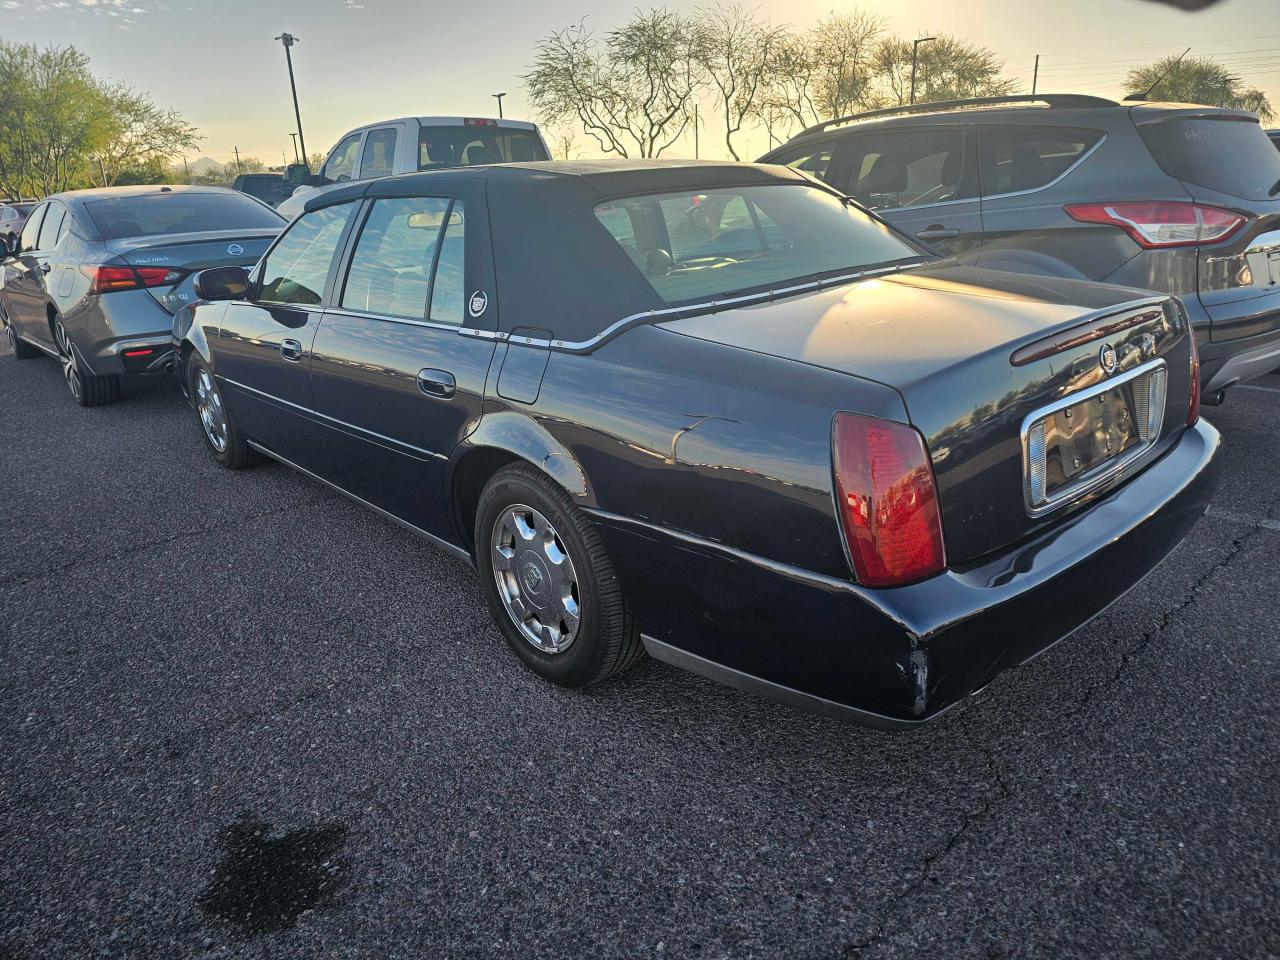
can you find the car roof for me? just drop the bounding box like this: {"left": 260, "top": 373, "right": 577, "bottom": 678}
{"left": 344, "top": 116, "right": 540, "bottom": 133}
{"left": 45, "top": 184, "right": 241, "bottom": 204}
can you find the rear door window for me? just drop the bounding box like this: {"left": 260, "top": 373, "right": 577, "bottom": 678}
{"left": 341, "top": 196, "right": 463, "bottom": 321}
{"left": 359, "top": 127, "right": 399, "bottom": 179}
{"left": 1138, "top": 117, "right": 1280, "bottom": 201}
{"left": 37, "top": 204, "right": 66, "bottom": 250}
{"left": 321, "top": 133, "right": 363, "bottom": 184}
{"left": 19, "top": 204, "right": 46, "bottom": 251}
{"left": 259, "top": 203, "right": 353, "bottom": 306}
{"left": 845, "top": 129, "right": 970, "bottom": 210}
{"left": 979, "top": 127, "right": 1102, "bottom": 196}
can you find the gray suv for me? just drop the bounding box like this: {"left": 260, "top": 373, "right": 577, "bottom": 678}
{"left": 760, "top": 95, "right": 1280, "bottom": 399}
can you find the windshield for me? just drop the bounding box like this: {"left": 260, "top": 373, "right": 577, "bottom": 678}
{"left": 417, "top": 126, "right": 549, "bottom": 169}
{"left": 593, "top": 184, "right": 922, "bottom": 306}
{"left": 1139, "top": 117, "right": 1280, "bottom": 201}
{"left": 86, "top": 191, "right": 284, "bottom": 240}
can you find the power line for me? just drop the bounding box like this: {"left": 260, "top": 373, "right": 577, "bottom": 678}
{"left": 1003, "top": 33, "right": 1280, "bottom": 59}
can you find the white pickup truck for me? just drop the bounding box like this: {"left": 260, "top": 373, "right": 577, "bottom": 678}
{"left": 278, "top": 116, "right": 551, "bottom": 219}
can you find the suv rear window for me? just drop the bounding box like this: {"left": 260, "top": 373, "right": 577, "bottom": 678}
{"left": 594, "top": 184, "right": 920, "bottom": 306}
{"left": 417, "top": 126, "right": 549, "bottom": 168}
{"left": 1139, "top": 117, "right": 1280, "bottom": 201}
{"left": 86, "top": 192, "right": 283, "bottom": 240}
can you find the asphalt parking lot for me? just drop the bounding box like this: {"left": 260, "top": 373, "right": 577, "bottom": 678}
{"left": 1, "top": 338, "right": 1277, "bottom": 960}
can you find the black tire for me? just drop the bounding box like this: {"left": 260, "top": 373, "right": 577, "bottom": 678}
{"left": 3, "top": 311, "right": 40, "bottom": 359}
{"left": 475, "top": 462, "right": 643, "bottom": 687}
{"left": 188, "top": 356, "right": 261, "bottom": 469}
{"left": 53, "top": 317, "right": 119, "bottom": 407}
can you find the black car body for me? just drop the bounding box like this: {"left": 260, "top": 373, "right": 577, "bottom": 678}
{"left": 759, "top": 95, "right": 1280, "bottom": 400}
{"left": 0, "top": 185, "right": 284, "bottom": 405}
{"left": 173, "top": 161, "right": 1220, "bottom": 726}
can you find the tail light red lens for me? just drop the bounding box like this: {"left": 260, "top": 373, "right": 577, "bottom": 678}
{"left": 81, "top": 265, "right": 184, "bottom": 294}
{"left": 832, "top": 413, "right": 946, "bottom": 588}
{"left": 463, "top": 118, "right": 497, "bottom": 127}
{"left": 1187, "top": 330, "right": 1201, "bottom": 426}
{"left": 1064, "top": 201, "right": 1246, "bottom": 248}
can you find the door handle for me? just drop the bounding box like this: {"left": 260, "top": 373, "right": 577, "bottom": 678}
{"left": 915, "top": 226, "right": 961, "bottom": 240}
{"left": 279, "top": 339, "right": 303, "bottom": 361}
{"left": 417, "top": 368, "right": 456, "bottom": 399}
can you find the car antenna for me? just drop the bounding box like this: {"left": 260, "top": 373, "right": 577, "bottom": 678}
{"left": 1126, "top": 47, "right": 1191, "bottom": 102}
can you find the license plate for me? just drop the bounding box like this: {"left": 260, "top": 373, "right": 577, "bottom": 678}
{"left": 1023, "top": 362, "right": 1168, "bottom": 515}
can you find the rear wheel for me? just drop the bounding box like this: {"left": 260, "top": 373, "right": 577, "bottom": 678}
{"left": 475, "top": 463, "right": 643, "bottom": 687}
{"left": 190, "top": 358, "right": 259, "bottom": 469}
{"left": 3, "top": 307, "right": 40, "bottom": 359}
{"left": 54, "top": 318, "right": 119, "bottom": 406}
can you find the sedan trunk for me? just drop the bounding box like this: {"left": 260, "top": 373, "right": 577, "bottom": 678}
{"left": 107, "top": 229, "right": 278, "bottom": 314}
{"left": 660, "top": 264, "right": 1197, "bottom": 564}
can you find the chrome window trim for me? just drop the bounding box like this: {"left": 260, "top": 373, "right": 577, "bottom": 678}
{"left": 1020, "top": 356, "right": 1168, "bottom": 518}
{"left": 977, "top": 132, "right": 1108, "bottom": 204}
{"left": 111, "top": 335, "right": 173, "bottom": 354}
{"left": 325, "top": 307, "right": 462, "bottom": 332}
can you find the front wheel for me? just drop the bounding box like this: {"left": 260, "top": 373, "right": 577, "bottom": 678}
{"left": 54, "top": 318, "right": 118, "bottom": 406}
{"left": 475, "top": 463, "right": 643, "bottom": 687}
{"left": 190, "top": 358, "right": 260, "bottom": 469}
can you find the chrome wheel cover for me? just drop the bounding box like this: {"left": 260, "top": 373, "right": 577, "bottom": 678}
{"left": 490, "top": 503, "right": 581, "bottom": 654}
{"left": 54, "top": 321, "right": 80, "bottom": 401}
{"left": 194, "top": 368, "right": 229, "bottom": 453}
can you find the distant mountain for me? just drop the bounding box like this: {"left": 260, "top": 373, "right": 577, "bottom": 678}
{"left": 186, "top": 156, "right": 225, "bottom": 175}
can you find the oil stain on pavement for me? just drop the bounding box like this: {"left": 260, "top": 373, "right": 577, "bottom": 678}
{"left": 199, "top": 817, "right": 349, "bottom": 936}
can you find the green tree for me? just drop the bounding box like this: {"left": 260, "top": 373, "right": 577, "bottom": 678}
{"left": 89, "top": 82, "right": 200, "bottom": 188}
{"left": 871, "top": 35, "right": 1015, "bottom": 107}
{"left": 1125, "top": 55, "right": 1274, "bottom": 121}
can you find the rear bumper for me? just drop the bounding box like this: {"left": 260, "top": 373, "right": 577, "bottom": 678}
{"left": 1199, "top": 324, "right": 1280, "bottom": 393}
{"left": 593, "top": 420, "right": 1222, "bottom": 727}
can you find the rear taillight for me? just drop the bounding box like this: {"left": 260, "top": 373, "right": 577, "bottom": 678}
{"left": 1064, "top": 201, "right": 1246, "bottom": 248}
{"left": 832, "top": 413, "right": 946, "bottom": 588}
{"left": 463, "top": 118, "right": 498, "bottom": 127}
{"left": 1187, "top": 331, "right": 1201, "bottom": 426}
{"left": 81, "top": 265, "right": 185, "bottom": 295}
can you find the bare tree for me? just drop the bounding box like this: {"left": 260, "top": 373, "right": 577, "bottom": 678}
{"left": 871, "top": 35, "right": 1015, "bottom": 107}
{"left": 695, "top": 3, "right": 785, "bottom": 160}
{"left": 551, "top": 127, "right": 581, "bottom": 160}
{"left": 525, "top": 11, "right": 704, "bottom": 158}
{"left": 89, "top": 83, "right": 200, "bottom": 187}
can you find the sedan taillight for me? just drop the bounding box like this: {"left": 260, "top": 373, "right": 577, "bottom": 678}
{"left": 1064, "top": 201, "right": 1246, "bottom": 248}
{"left": 832, "top": 413, "right": 946, "bottom": 588}
{"left": 81, "top": 265, "right": 185, "bottom": 295}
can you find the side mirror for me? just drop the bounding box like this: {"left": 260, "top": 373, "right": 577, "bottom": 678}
{"left": 285, "top": 163, "right": 313, "bottom": 186}
{"left": 193, "top": 265, "right": 250, "bottom": 301}
{"left": 2, "top": 235, "right": 16, "bottom": 258}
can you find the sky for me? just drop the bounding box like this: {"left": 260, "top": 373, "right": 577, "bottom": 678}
{"left": 1, "top": 0, "right": 1278, "bottom": 166}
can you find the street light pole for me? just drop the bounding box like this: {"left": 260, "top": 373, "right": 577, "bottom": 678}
{"left": 909, "top": 36, "right": 937, "bottom": 105}
{"left": 492, "top": 92, "right": 506, "bottom": 119}
{"left": 275, "top": 33, "right": 308, "bottom": 167}
{"left": 289, "top": 133, "right": 300, "bottom": 163}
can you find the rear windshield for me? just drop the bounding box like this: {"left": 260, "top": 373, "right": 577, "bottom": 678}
{"left": 1139, "top": 117, "right": 1280, "bottom": 201}
{"left": 594, "top": 184, "right": 921, "bottom": 306}
{"left": 86, "top": 191, "right": 284, "bottom": 240}
{"left": 417, "top": 126, "right": 549, "bottom": 169}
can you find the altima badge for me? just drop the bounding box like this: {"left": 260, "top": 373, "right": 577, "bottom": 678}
{"left": 226, "top": 243, "right": 244, "bottom": 256}
{"left": 1099, "top": 342, "right": 1118, "bottom": 374}
{"left": 469, "top": 290, "right": 489, "bottom": 318}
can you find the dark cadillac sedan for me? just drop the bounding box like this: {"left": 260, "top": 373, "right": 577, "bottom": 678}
{"left": 0, "top": 185, "right": 283, "bottom": 406}
{"left": 173, "top": 160, "right": 1220, "bottom": 726}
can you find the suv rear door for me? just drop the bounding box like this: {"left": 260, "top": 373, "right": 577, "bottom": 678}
{"left": 1134, "top": 110, "right": 1280, "bottom": 342}
{"left": 834, "top": 125, "right": 982, "bottom": 259}
{"left": 974, "top": 124, "right": 1108, "bottom": 280}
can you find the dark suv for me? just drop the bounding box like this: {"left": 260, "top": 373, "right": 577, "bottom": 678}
{"left": 760, "top": 95, "right": 1280, "bottom": 399}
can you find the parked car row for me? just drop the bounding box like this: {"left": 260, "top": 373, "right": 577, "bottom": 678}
{"left": 4, "top": 94, "right": 1271, "bottom": 727}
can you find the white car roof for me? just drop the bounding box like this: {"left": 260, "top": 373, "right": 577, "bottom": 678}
{"left": 353, "top": 116, "right": 540, "bottom": 132}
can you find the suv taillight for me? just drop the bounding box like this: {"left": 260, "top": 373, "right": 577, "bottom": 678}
{"left": 832, "top": 413, "right": 946, "bottom": 588}
{"left": 1064, "top": 201, "right": 1246, "bottom": 248}
{"left": 81, "top": 265, "right": 185, "bottom": 295}
{"left": 1187, "top": 331, "right": 1202, "bottom": 426}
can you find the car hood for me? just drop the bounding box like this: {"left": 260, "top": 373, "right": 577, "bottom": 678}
{"left": 658, "top": 263, "right": 1161, "bottom": 393}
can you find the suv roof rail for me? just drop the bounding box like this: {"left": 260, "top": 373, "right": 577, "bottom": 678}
{"left": 797, "top": 95, "right": 1121, "bottom": 138}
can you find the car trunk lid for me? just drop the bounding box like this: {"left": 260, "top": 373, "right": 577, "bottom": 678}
{"left": 660, "top": 264, "right": 1195, "bottom": 565}
{"left": 106, "top": 229, "right": 277, "bottom": 314}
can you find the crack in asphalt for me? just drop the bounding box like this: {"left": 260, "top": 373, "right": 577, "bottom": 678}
{"left": 0, "top": 501, "right": 319, "bottom": 593}
{"left": 843, "top": 742, "right": 1012, "bottom": 957}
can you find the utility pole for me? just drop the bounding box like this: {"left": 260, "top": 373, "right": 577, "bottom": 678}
{"left": 275, "top": 33, "right": 308, "bottom": 167}
{"left": 909, "top": 36, "right": 937, "bottom": 105}
{"left": 1032, "top": 54, "right": 1040, "bottom": 95}
{"left": 492, "top": 92, "right": 506, "bottom": 119}
{"left": 234, "top": 145, "right": 242, "bottom": 172}
{"left": 289, "top": 133, "right": 300, "bottom": 163}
